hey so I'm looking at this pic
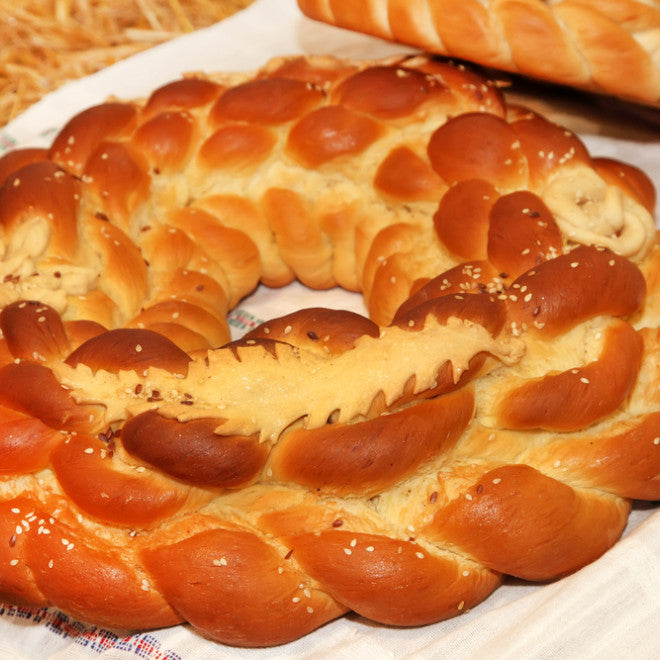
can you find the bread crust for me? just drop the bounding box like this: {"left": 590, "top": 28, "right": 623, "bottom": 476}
{"left": 298, "top": 0, "right": 660, "bottom": 107}
{"left": 0, "top": 53, "right": 658, "bottom": 646}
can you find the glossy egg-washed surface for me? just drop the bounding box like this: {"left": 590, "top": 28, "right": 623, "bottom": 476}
{"left": 0, "top": 54, "right": 659, "bottom": 647}
{"left": 298, "top": 0, "right": 660, "bottom": 107}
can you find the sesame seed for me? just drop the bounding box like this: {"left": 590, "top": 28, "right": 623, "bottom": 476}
{"left": 306, "top": 606, "right": 314, "bottom": 614}
{"left": 465, "top": 493, "right": 473, "bottom": 501}
{"left": 350, "top": 538, "right": 357, "bottom": 547}
{"left": 343, "top": 548, "right": 352, "bottom": 555}
{"left": 462, "top": 570, "right": 470, "bottom": 577}
{"left": 135, "top": 344, "right": 143, "bottom": 353}
{"left": 366, "top": 546, "right": 374, "bottom": 552}
{"left": 458, "top": 601, "right": 465, "bottom": 611}
{"left": 84, "top": 448, "right": 94, "bottom": 454}
{"left": 415, "top": 552, "right": 424, "bottom": 559}
{"left": 292, "top": 596, "right": 301, "bottom": 603}
{"left": 213, "top": 557, "right": 228, "bottom": 566}
{"left": 580, "top": 377, "right": 590, "bottom": 384}
{"left": 653, "top": 438, "right": 660, "bottom": 446}
{"left": 492, "top": 478, "right": 502, "bottom": 484}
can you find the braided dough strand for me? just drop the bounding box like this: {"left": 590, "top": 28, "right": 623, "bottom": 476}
{"left": 298, "top": 0, "right": 660, "bottom": 107}
{"left": 0, "top": 54, "right": 658, "bottom": 646}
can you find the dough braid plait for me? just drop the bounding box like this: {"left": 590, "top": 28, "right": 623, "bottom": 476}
{"left": 298, "top": 0, "right": 660, "bottom": 108}
{"left": 0, "top": 53, "right": 658, "bottom": 647}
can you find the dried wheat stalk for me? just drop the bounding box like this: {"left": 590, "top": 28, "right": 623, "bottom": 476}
{"left": 0, "top": 0, "right": 254, "bottom": 126}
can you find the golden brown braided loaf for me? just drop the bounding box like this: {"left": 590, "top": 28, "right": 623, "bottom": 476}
{"left": 298, "top": 0, "right": 660, "bottom": 108}
{"left": 0, "top": 53, "right": 659, "bottom": 647}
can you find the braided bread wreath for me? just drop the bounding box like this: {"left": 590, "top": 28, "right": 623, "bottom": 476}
{"left": 0, "top": 52, "right": 659, "bottom": 648}
{"left": 297, "top": 0, "right": 660, "bottom": 108}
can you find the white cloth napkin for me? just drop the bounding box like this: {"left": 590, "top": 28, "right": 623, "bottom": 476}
{"left": 1, "top": 1, "right": 659, "bottom": 657}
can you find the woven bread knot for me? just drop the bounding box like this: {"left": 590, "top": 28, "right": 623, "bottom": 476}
{"left": 0, "top": 53, "right": 658, "bottom": 647}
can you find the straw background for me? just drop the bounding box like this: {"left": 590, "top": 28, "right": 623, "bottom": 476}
{"left": 0, "top": 0, "right": 255, "bottom": 126}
